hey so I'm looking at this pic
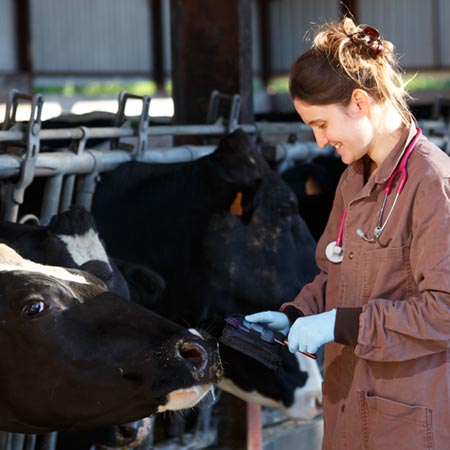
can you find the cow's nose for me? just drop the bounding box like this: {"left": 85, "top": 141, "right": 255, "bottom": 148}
{"left": 177, "top": 340, "right": 208, "bottom": 374}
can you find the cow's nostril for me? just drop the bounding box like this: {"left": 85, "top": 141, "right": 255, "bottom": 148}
{"left": 177, "top": 341, "right": 207, "bottom": 371}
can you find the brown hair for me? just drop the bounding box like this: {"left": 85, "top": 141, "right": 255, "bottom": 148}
{"left": 289, "top": 17, "right": 413, "bottom": 125}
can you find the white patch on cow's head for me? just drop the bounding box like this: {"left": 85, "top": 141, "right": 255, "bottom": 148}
{"left": 218, "top": 353, "right": 323, "bottom": 420}
{"left": 57, "top": 229, "right": 112, "bottom": 269}
{"left": 188, "top": 328, "right": 202, "bottom": 338}
{"left": 157, "top": 385, "right": 212, "bottom": 412}
{"left": 0, "top": 243, "right": 90, "bottom": 286}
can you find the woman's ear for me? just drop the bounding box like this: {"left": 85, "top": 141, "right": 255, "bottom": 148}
{"left": 350, "top": 89, "right": 370, "bottom": 115}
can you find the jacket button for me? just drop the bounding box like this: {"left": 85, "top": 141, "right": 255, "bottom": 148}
{"left": 348, "top": 252, "right": 354, "bottom": 260}
{"left": 341, "top": 404, "right": 346, "bottom": 412}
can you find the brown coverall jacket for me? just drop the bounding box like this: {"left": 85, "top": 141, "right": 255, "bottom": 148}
{"left": 281, "top": 124, "right": 450, "bottom": 450}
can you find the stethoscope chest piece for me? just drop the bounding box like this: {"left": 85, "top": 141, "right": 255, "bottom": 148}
{"left": 326, "top": 241, "right": 344, "bottom": 263}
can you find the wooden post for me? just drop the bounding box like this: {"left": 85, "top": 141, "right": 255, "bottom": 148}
{"left": 170, "top": 0, "right": 254, "bottom": 126}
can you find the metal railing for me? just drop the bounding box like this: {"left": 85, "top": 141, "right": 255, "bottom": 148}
{"left": 0, "top": 89, "right": 323, "bottom": 450}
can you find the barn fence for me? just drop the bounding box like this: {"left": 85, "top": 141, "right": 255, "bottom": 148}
{"left": 0, "top": 89, "right": 448, "bottom": 450}
{"left": 0, "top": 89, "right": 328, "bottom": 450}
{"left": 0, "top": 89, "right": 326, "bottom": 227}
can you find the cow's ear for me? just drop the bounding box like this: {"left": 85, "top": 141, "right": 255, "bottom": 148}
{"left": 113, "top": 258, "right": 166, "bottom": 309}
{"left": 80, "top": 261, "right": 112, "bottom": 283}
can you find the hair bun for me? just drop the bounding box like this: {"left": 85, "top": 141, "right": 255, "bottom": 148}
{"left": 350, "top": 25, "right": 384, "bottom": 58}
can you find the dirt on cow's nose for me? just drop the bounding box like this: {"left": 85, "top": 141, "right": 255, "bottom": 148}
{"left": 177, "top": 339, "right": 223, "bottom": 383}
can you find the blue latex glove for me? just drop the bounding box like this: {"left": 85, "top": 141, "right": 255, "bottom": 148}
{"left": 244, "top": 311, "right": 291, "bottom": 336}
{"left": 287, "top": 309, "right": 337, "bottom": 354}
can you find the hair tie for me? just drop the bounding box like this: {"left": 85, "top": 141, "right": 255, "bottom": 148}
{"left": 350, "top": 25, "right": 383, "bottom": 57}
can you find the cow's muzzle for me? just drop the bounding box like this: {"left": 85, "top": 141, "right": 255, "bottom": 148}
{"left": 176, "top": 338, "right": 223, "bottom": 383}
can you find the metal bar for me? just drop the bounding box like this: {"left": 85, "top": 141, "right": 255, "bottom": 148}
{"left": 59, "top": 174, "right": 76, "bottom": 212}
{"left": 40, "top": 175, "right": 64, "bottom": 225}
{"left": 75, "top": 172, "right": 98, "bottom": 211}
{"left": 4, "top": 432, "right": 12, "bottom": 450}
{"left": 0, "top": 432, "right": 10, "bottom": 450}
{"left": 2, "top": 93, "right": 43, "bottom": 223}
{"left": 0, "top": 127, "right": 133, "bottom": 143}
{"left": 10, "top": 433, "right": 25, "bottom": 450}
{"left": 0, "top": 122, "right": 310, "bottom": 143}
{"left": 38, "top": 432, "right": 57, "bottom": 450}
{"left": 23, "top": 434, "right": 36, "bottom": 450}
{"left": 0, "top": 141, "right": 322, "bottom": 181}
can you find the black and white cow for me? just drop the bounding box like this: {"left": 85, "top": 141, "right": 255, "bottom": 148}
{"left": 0, "top": 206, "right": 129, "bottom": 299}
{"left": 0, "top": 205, "right": 165, "bottom": 305}
{"left": 0, "top": 207, "right": 177, "bottom": 447}
{"left": 0, "top": 243, "right": 222, "bottom": 434}
{"left": 91, "top": 129, "right": 323, "bottom": 419}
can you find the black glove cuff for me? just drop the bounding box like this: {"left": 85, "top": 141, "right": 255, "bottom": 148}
{"left": 334, "top": 307, "right": 362, "bottom": 347}
{"left": 280, "top": 305, "right": 304, "bottom": 325}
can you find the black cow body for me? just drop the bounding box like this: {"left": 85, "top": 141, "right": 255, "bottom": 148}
{"left": 281, "top": 154, "right": 346, "bottom": 241}
{"left": 92, "top": 129, "right": 322, "bottom": 418}
{"left": 0, "top": 244, "right": 222, "bottom": 434}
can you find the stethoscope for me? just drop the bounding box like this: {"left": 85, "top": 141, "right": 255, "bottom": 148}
{"left": 325, "top": 128, "right": 422, "bottom": 264}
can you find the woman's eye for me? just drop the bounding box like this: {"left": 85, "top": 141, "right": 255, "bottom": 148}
{"left": 22, "top": 300, "right": 47, "bottom": 317}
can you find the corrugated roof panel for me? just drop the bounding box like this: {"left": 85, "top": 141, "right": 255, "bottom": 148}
{"left": 269, "top": 0, "right": 340, "bottom": 73}
{"left": 0, "top": 0, "right": 17, "bottom": 72}
{"left": 358, "top": 0, "right": 435, "bottom": 68}
{"left": 30, "top": 0, "right": 152, "bottom": 73}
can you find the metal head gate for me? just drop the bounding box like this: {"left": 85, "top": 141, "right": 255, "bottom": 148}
{"left": 0, "top": 89, "right": 321, "bottom": 450}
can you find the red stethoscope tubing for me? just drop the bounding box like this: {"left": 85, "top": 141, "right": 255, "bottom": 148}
{"left": 335, "top": 207, "right": 347, "bottom": 248}
{"left": 384, "top": 127, "right": 422, "bottom": 196}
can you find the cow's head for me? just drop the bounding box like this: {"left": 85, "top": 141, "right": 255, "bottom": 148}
{"left": 0, "top": 244, "right": 222, "bottom": 434}
{"left": 44, "top": 205, "right": 131, "bottom": 300}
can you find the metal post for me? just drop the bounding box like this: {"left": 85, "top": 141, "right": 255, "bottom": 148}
{"left": 40, "top": 175, "right": 64, "bottom": 225}
{"left": 23, "top": 435, "right": 36, "bottom": 450}
{"left": 38, "top": 433, "right": 57, "bottom": 450}
{"left": 10, "top": 433, "right": 25, "bottom": 450}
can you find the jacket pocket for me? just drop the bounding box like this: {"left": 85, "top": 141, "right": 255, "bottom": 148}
{"left": 361, "top": 245, "right": 411, "bottom": 303}
{"left": 358, "top": 390, "right": 433, "bottom": 450}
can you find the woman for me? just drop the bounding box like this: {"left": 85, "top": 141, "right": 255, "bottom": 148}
{"left": 246, "top": 17, "right": 450, "bottom": 450}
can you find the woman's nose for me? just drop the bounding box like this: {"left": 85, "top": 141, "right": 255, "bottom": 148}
{"left": 314, "top": 133, "right": 329, "bottom": 149}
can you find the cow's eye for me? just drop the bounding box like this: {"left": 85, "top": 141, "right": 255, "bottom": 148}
{"left": 22, "top": 300, "right": 47, "bottom": 317}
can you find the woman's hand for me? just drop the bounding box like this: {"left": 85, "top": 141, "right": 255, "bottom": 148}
{"left": 244, "top": 311, "right": 291, "bottom": 335}
{"left": 287, "top": 309, "right": 337, "bottom": 354}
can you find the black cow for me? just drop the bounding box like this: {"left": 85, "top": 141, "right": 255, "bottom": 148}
{"left": 91, "top": 129, "right": 323, "bottom": 419}
{"left": 281, "top": 154, "right": 346, "bottom": 241}
{"left": 0, "top": 243, "right": 222, "bottom": 434}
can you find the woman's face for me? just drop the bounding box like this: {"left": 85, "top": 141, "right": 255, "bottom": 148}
{"left": 293, "top": 95, "right": 374, "bottom": 165}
